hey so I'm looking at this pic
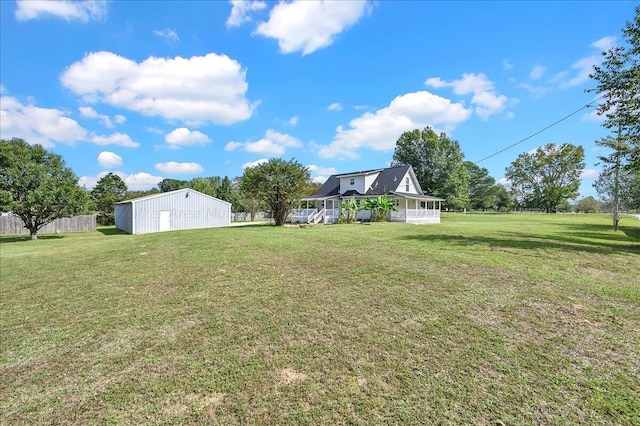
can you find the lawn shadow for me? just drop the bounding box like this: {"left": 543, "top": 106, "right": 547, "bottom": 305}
{"left": 401, "top": 225, "right": 640, "bottom": 255}
{"left": 0, "top": 234, "right": 65, "bottom": 244}
{"left": 97, "top": 227, "right": 128, "bottom": 236}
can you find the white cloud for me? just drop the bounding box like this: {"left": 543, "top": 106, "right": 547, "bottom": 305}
{"left": 155, "top": 161, "right": 204, "bottom": 174}
{"left": 581, "top": 169, "right": 600, "bottom": 179}
{"left": 560, "top": 36, "right": 616, "bottom": 88}
{"left": 91, "top": 132, "right": 139, "bottom": 148}
{"left": 288, "top": 115, "right": 299, "bottom": 126}
{"left": 254, "top": 0, "right": 370, "bottom": 55}
{"left": 425, "top": 73, "right": 508, "bottom": 118}
{"left": 165, "top": 127, "right": 211, "bottom": 148}
{"left": 79, "top": 105, "right": 113, "bottom": 127}
{"left": 529, "top": 65, "right": 546, "bottom": 80}
{"left": 226, "top": 129, "right": 302, "bottom": 155}
{"left": 502, "top": 59, "right": 514, "bottom": 70}
{"left": 318, "top": 90, "right": 471, "bottom": 159}
{"left": 124, "top": 172, "right": 163, "bottom": 191}
{"left": 226, "top": 0, "right": 266, "bottom": 27}
{"left": 581, "top": 109, "right": 606, "bottom": 122}
{"left": 592, "top": 36, "right": 616, "bottom": 52}
{"left": 0, "top": 95, "right": 87, "bottom": 147}
{"left": 97, "top": 151, "right": 122, "bottom": 168}
{"left": 497, "top": 177, "right": 510, "bottom": 188}
{"left": 153, "top": 28, "right": 179, "bottom": 42}
{"left": 517, "top": 83, "right": 552, "bottom": 99}
{"left": 308, "top": 164, "right": 337, "bottom": 176}
{"left": 224, "top": 141, "right": 244, "bottom": 151}
{"left": 15, "top": 0, "right": 108, "bottom": 22}
{"left": 327, "top": 102, "right": 343, "bottom": 111}
{"left": 114, "top": 114, "right": 126, "bottom": 124}
{"left": 79, "top": 171, "right": 163, "bottom": 191}
{"left": 242, "top": 158, "right": 268, "bottom": 170}
{"left": 308, "top": 165, "right": 336, "bottom": 183}
{"left": 61, "top": 51, "right": 257, "bottom": 125}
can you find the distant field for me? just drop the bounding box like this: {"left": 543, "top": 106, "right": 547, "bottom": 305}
{"left": 1, "top": 213, "right": 639, "bottom": 424}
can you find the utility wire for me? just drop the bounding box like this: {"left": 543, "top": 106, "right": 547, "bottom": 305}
{"left": 474, "top": 94, "right": 606, "bottom": 164}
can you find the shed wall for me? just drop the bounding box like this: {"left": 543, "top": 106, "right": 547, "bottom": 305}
{"left": 114, "top": 203, "right": 133, "bottom": 234}
{"left": 133, "top": 191, "right": 230, "bottom": 234}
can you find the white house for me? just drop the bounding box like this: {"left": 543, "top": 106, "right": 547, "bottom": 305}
{"left": 294, "top": 165, "right": 444, "bottom": 224}
{"left": 115, "top": 188, "right": 231, "bottom": 234}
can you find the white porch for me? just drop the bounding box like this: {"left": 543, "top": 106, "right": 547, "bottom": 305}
{"left": 390, "top": 197, "right": 442, "bottom": 224}
{"left": 294, "top": 195, "right": 442, "bottom": 225}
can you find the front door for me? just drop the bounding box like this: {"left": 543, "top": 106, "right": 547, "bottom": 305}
{"left": 159, "top": 210, "right": 171, "bottom": 232}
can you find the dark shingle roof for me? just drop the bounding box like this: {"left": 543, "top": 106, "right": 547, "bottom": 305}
{"left": 309, "top": 165, "right": 419, "bottom": 198}
{"left": 311, "top": 174, "right": 341, "bottom": 197}
{"left": 365, "top": 165, "right": 414, "bottom": 195}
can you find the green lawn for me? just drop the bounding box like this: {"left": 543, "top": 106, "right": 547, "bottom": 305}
{"left": 1, "top": 214, "right": 639, "bottom": 424}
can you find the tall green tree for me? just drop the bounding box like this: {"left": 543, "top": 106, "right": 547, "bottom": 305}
{"left": 494, "top": 185, "right": 513, "bottom": 212}
{"left": 240, "top": 158, "right": 310, "bottom": 226}
{"left": 190, "top": 176, "right": 221, "bottom": 197}
{"left": 392, "top": 127, "right": 470, "bottom": 209}
{"left": 505, "top": 143, "right": 585, "bottom": 213}
{"left": 576, "top": 196, "right": 601, "bottom": 213}
{"left": 215, "top": 176, "right": 235, "bottom": 204}
{"left": 91, "top": 173, "right": 128, "bottom": 225}
{"left": 464, "top": 161, "right": 500, "bottom": 211}
{"left": 158, "top": 178, "right": 189, "bottom": 192}
{"left": 588, "top": 6, "right": 640, "bottom": 171}
{"left": 0, "top": 138, "right": 89, "bottom": 240}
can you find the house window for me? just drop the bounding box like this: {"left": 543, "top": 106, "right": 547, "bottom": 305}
{"left": 349, "top": 177, "right": 355, "bottom": 185}
{"left": 420, "top": 201, "right": 426, "bottom": 209}
{"left": 405, "top": 177, "right": 410, "bottom": 192}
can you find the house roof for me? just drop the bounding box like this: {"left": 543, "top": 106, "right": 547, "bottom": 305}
{"left": 365, "top": 165, "right": 415, "bottom": 196}
{"left": 309, "top": 165, "right": 419, "bottom": 198}
{"left": 116, "top": 188, "right": 231, "bottom": 205}
{"left": 391, "top": 192, "right": 445, "bottom": 201}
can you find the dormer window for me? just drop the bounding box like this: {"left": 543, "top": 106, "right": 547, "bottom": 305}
{"left": 349, "top": 177, "right": 355, "bottom": 185}
{"left": 405, "top": 177, "right": 410, "bottom": 192}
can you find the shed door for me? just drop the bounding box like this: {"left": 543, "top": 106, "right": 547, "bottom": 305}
{"left": 159, "top": 210, "right": 171, "bottom": 232}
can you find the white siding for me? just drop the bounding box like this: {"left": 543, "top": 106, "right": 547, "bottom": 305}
{"left": 339, "top": 172, "right": 380, "bottom": 195}
{"left": 364, "top": 173, "right": 378, "bottom": 193}
{"left": 116, "top": 189, "right": 231, "bottom": 234}
{"left": 394, "top": 170, "right": 421, "bottom": 194}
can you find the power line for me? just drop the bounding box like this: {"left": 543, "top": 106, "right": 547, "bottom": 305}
{"left": 474, "top": 94, "right": 606, "bottom": 164}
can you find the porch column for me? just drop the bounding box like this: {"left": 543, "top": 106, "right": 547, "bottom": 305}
{"left": 405, "top": 198, "right": 408, "bottom": 221}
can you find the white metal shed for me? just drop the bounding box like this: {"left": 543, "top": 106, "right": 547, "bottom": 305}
{"left": 115, "top": 188, "right": 231, "bottom": 234}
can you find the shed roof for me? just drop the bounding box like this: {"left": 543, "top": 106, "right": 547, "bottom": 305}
{"left": 116, "top": 188, "right": 231, "bottom": 205}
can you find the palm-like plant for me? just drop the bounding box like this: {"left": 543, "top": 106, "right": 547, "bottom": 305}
{"left": 362, "top": 194, "right": 397, "bottom": 221}
{"left": 340, "top": 197, "right": 362, "bottom": 223}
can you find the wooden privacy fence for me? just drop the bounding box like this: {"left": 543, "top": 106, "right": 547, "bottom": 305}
{"left": 0, "top": 215, "right": 97, "bottom": 235}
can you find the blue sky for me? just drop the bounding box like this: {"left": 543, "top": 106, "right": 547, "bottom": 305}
{"left": 0, "top": 1, "right": 635, "bottom": 196}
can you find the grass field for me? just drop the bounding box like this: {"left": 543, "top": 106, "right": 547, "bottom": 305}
{"left": 1, "top": 213, "right": 639, "bottom": 424}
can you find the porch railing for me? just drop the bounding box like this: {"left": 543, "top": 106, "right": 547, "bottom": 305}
{"left": 309, "top": 208, "right": 325, "bottom": 224}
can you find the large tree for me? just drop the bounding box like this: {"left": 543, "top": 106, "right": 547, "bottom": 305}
{"left": 0, "top": 138, "right": 89, "bottom": 240}
{"left": 505, "top": 143, "right": 585, "bottom": 213}
{"left": 91, "top": 172, "right": 128, "bottom": 225}
{"left": 158, "top": 178, "right": 189, "bottom": 192}
{"left": 594, "top": 135, "right": 640, "bottom": 230}
{"left": 464, "top": 161, "right": 501, "bottom": 211}
{"left": 392, "top": 127, "right": 470, "bottom": 209}
{"left": 240, "top": 158, "right": 310, "bottom": 226}
{"left": 588, "top": 6, "right": 640, "bottom": 171}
